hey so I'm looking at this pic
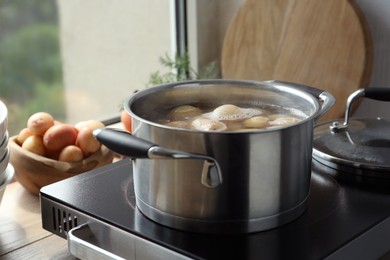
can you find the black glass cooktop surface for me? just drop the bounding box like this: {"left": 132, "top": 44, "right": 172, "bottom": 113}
{"left": 40, "top": 159, "right": 390, "bottom": 259}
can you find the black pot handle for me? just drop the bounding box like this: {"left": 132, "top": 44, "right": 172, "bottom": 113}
{"left": 93, "top": 128, "right": 154, "bottom": 158}
{"left": 93, "top": 128, "right": 223, "bottom": 188}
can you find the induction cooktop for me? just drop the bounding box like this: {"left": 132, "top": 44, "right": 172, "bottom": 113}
{"left": 40, "top": 159, "right": 390, "bottom": 259}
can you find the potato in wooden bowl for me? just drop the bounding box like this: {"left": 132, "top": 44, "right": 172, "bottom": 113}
{"left": 9, "top": 112, "right": 114, "bottom": 195}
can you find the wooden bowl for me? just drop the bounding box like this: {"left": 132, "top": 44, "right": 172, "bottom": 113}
{"left": 9, "top": 136, "right": 114, "bottom": 195}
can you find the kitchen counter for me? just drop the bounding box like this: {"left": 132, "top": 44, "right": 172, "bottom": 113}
{"left": 0, "top": 180, "right": 75, "bottom": 259}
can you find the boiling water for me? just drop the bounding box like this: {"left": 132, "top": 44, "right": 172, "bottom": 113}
{"left": 154, "top": 103, "right": 308, "bottom": 132}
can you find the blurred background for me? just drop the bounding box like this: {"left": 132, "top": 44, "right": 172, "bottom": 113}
{"left": 0, "top": 0, "right": 389, "bottom": 135}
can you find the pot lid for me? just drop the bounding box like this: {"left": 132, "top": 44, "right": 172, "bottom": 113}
{"left": 313, "top": 88, "right": 390, "bottom": 178}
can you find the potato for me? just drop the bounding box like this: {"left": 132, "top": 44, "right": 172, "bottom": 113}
{"left": 120, "top": 110, "right": 132, "bottom": 132}
{"left": 168, "top": 105, "right": 202, "bottom": 121}
{"left": 27, "top": 112, "right": 55, "bottom": 136}
{"left": 267, "top": 114, "right": 289, "bottom": 120}
{"left": 16, "top": 128, "right": 34, "bottom": 145}
{"left": 20, "top": 113, "right": 106, "bottom": 160}
{"left": 191, "top": 117, "right": 227, "bottom": 131}
{"left": 22, "top": 135, "right": 45, "bottom": 156}
{"left": 74, "top": 121, "right": 88, "bottom": 130}
{"left": 165, "top": 120, "right": 189, "bottom": 129}
{"left": 269, "top": 117, "right": 301, "bottom": 126}
{"left": 75, "top": 120, "right": 104, "bottom": 131}
{"left": 43, "top": 124, "right": 78, "bottom": 151}
{"left": 58, "top": 145, "right": 84, "bottom": 162}
{"left": 76, "top": 126, "right": 101, "bottom": 156}
{"left": 243, "top": 116, "right": 269, "bottom": 128}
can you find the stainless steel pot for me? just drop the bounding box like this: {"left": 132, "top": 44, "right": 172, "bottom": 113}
{"left": 95, "top": 79, "right": 334, "bottom": 233}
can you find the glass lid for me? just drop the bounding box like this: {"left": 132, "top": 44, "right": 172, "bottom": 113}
{"left": 313, "top": 118, "right": 390, "bottom": 172}
{"left": 313, "top": 88, "right": 390, "bottom": 177}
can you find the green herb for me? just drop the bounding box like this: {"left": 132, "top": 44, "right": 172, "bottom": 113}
{"left": 146, "top": 51, "right": 219, "bottom": 86}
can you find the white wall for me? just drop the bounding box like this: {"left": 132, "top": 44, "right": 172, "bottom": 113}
{"left": 56, "top": 0, "right": 173, "bottom": 123}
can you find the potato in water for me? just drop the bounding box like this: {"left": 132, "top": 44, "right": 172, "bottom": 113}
{"left": 163, "top": 103, "right": 303, "bottom": 132}
{"left": 165, "top": 121, "right": 189, "bottom": 129}
{"left": 269, "top": 117, "right": 301, "bottom": 126}
{"left": 243, "top": 116, "right": 269, "bottom": 128}
{"left": 168, "top": 105, "right": 202, "bottom": 121}
{"left": 191, "top": 117, "right": 227, "bottom": 131}
{"left": 205, "top": 104, "right": 264, "bottom": 121}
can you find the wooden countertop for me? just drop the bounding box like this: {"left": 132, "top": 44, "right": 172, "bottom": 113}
{"left": 0, "top": 180, "right": 76, "bottom": 259}
{"left": 0, "top": 123, "right": 123, "bottom": 259}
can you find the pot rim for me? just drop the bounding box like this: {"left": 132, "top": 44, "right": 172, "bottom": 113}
{"left": 124, "top": 79, "right": 322, "bottom": 134}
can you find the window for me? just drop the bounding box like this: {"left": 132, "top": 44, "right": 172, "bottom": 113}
{"left": 0, "top": 0, "right": 175, "bottom": 134}
{"left": 0, "top": 1, "right": 63, "bottom": 134}
{"left": 0, "top": 0, "right": 240, "bottom": 135}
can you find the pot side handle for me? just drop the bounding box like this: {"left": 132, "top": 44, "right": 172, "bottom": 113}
{"left": 269, "top": 80, "right": 335, "bottom": 120}
{"left": 93, "top": 128, "right": 222, "bottom": 188}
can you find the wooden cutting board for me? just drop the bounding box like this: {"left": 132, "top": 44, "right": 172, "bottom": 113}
{"left": 221, "top": 0, "right": 372, "bottom": 121}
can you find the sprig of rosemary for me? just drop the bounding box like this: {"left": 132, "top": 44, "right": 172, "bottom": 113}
{"left": 147, "top": 51, "right": 219, "bottom": 86}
